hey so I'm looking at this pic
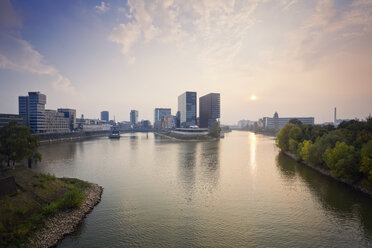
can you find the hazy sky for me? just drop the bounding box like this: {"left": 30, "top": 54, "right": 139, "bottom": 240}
{"left": 0, "top": 0, "right": 371, "bottom": 124}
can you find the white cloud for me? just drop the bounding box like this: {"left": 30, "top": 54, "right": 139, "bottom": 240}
{"left": 95, "top": 2, "right": 109, "bottom": 13}
{"left": 109, "top": 0, "right": 259, "bottom": 66}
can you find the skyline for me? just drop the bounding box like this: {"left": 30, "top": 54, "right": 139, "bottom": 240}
{"left": 1, "top": 0, "right": 372, "bottom": 124}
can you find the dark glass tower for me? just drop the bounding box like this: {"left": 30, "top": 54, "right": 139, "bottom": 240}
{"left": 199, "top": 93, "right": 220, "bottom": 128}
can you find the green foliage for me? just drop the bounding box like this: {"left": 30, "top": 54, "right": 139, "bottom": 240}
{"left": 209, "top": 121, "right": 221, "bottom": 138}
{"left": 360, "top": 140, "right": 372, "bottom": 182}
{"left": 0, "top": 176, "right": 88, "bottom": 247}
{"left": 299, "top": 140, "right": 313, "bottom": 162}
{"left": 323, "top": 142, "right": 360, "bottom": 183}
{"left": 276, "top": 123, "right": 296, "bottom": 151}
{"left": 288, "top": 138, "right": 299, "bottom": 154}
{"left": 289, "top": 126, "right": 303, "bottom": 142}
{"left": 277, "top": 117, "right": 371, "bottom": 186}
{"left": 0, "top": 122, "right": 41, "bottom": 167}
{"left": 39, "top": 173, "right": 56, "bottom": 183}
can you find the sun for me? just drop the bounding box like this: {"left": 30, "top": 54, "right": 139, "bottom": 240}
{"left": 250, "top": 95, "right": 257, "bottom": 101}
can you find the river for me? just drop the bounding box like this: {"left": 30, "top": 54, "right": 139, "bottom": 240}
{"left": 34, "top": 131, "right": 372, "bottom": 247}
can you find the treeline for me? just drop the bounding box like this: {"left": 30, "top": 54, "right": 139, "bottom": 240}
{"left": 0, "top": 122, "right": 41, "bottom": 168}
{"left": 276, "top": 118, "right": 372, "bottom": 187}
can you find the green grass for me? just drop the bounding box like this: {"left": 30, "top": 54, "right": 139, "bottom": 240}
{"left": 0, "top": 168, "right": 90, "bottom": 247}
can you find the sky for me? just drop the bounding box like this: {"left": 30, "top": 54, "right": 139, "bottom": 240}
{"left": 0, "top": 0, "right": 371, "bottom": 125}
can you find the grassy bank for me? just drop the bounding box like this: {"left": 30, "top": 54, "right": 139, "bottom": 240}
{"left": 0, "top": 167, "right": 90, "bottom": 247}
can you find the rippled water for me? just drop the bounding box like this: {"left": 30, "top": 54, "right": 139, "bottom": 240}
{"left": 34, "top": 131, "right": 372, "bottom": 247}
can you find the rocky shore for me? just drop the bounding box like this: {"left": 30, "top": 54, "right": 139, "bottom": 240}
{"left": 29, "top": 183, "right": 103, "bottom": 248}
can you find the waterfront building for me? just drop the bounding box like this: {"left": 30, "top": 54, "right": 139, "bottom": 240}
{"left": 118, "top": 121, "right": 132, "bottom": 130}
{"left": 0, "top": 114, "right": 26, "bottom": 128}
{"left": 139, "top": 120, "right": 152, "bottom": 129}
{"left": 154, "top": 108, "right": 171, "bottom": 128}
{"left": 178, "top": 91, "right": 197, "bottom": 127}
{"left": 237, "top": 120, "right": 250, "bottom": 128}
{"left": 76, "top": 117, "right": 111, "bottom": 131}
{"left": 161, "top": 115, "right": 177, "bottom": 129}
{"left": 130, "top": 110, "right": 138, "bottom": 125}
{"left": 18, "top": 92, "right": 46, "bottom": 133}
{"left": 263, "top": 112, "right": 314, "bottom": 130}
{"left": 45, "top": 110, "right": 70, "bottom": 133}
{"left": 58, "top": 108, "right": 76, "bottom": 131}
{"left": 170, "top": 128, "right": 209, "bottom": 137}
{"left": 18, "top": 96, "right": 29, "bottom": 126}
{"left": 101, "top": 111, "right": 109, "bottom": 122}
{"left": 199, "top": 93, "right": 220, "bottom": 128}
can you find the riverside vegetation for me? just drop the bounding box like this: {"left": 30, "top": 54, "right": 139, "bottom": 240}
{"left": 0, "top": 168, "right": 90, "bottom": 247}
{"left": 0, "top": 122, "right": 102, "bottom": 247}
{"left": 276, "top": 117, "right": 372, "bottom": 190}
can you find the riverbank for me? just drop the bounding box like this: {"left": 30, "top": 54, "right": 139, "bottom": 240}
{"left": 38, "top": 130, "right": 110, "bottom": 144}
{"left": 155, "top": 132, "right": 217, "bottom": 141}
{"left": 0, "top": 167, "right": 103, "bottom": 247}
{"left": 282, "top": 151, "right": 372, "bottom": 197}
{"left": 29, "top": 183, "right": 103, "bottom": 248}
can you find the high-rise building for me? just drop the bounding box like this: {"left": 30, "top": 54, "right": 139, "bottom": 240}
{"left": 101, "top": 111, "right": 109, "bottom": 122}
{"left": 19, "top": 92, "right": 46, "bottom": 133}
{"left": 58, "top": 108, "right": 76, "bottom": 131}
{"left": 130, "top": 110, "right": 138, "bottom": 125}
{"left": 178, "top": 91, "right": 197, "bottom": 127}
{"left": 154, "top": 108, "right": 171, "bottom": 128}
{"left": 18, "top": 96, "right": 29, "bottom": 126}
{"left": 199, "top": 93, "right": 220, "bottom": 128}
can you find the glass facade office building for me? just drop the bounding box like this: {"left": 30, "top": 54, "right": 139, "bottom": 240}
{"left": 130, "top": 110, "right": 138, "bottom": 125}
{"left": 154, "top": 108, "right": 171, "bottom": 124}
{"left": 178, "top": 91, "right": 197, "bottom": 127}
{"left": 19, "top": 92, "right": 46, "bottom": 133}
{"left": 101, "top": 111, "right": 109, "bottom": 122}
{"left": 199, "top": 93, "right": 220, "bottom": 128}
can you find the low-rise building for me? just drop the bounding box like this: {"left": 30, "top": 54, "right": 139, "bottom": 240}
{"left": 262, "top": 112, "right": 314, "bottom": 130}
{"left": 45, "top": 110, "right": 70, "bottom": 133}
{"left": 57, "top": 108, "right": 76, "bottom": 131}
{"left": 161, "top": 115, "right": 177, "bottom": 129}
{"left": 0, "top": 114, "right": 26, "bottom": 129}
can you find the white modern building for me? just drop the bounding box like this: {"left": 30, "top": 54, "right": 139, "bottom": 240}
{"left": 263, "top": 112, "right": 314, "bottom": 130}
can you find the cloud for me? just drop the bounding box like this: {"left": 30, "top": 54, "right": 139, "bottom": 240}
{"left": 95, "top": 2, "right": 109, "bottom": 13}
{"left": 109, "top": 0, "right": 259, "bottom": 65}
{"left": 290, "top": 0, "right": 372, "bottom": 68}
{"left": 0, "top": 0, "right": 75, "bottom": 94}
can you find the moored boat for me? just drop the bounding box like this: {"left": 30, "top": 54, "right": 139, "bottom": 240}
{"left": 109, "top": 126, "right": 120, "bottom": 139}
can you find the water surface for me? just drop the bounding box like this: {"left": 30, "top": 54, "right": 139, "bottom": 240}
{"left": 34, "top": 131, "right": 372, "bottom": 247}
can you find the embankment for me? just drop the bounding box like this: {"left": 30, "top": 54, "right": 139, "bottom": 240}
{"left": 0, "top": 167, "right": 103, "bottom": 247}
{"left": 38, "top": 130, "right": 110, "bottom": 144}
{"left": 282, "top": 151, "right": 372, "bottom": 197}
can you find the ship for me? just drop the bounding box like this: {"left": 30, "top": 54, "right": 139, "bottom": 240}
{"left": 109, "top": 126, "right": 120, "bottom": 139}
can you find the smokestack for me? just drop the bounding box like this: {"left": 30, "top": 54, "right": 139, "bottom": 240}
{"left": 334, "top": 107, "right": 336, "bottom": 123}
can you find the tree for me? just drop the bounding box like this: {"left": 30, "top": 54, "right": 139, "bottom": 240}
{"left": 323, "top": 141, "right": 360, "bottom": 182}
{"left": 360, "top": 140, "right": 372, "bottom": 183}
{"left": 209, "top": 121, "right": 221, "bottom": 138}
{"left": 26, "top": 135, "right": 41, "bottom": 168}
{"left": 276, "top": 123, "right": 296, "bottom": 151}
{"left": 299, "top": 140, "right": 313, "bottom": 162}
{"left": 0, "top": 122, "right": 41, "bottom": 168}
